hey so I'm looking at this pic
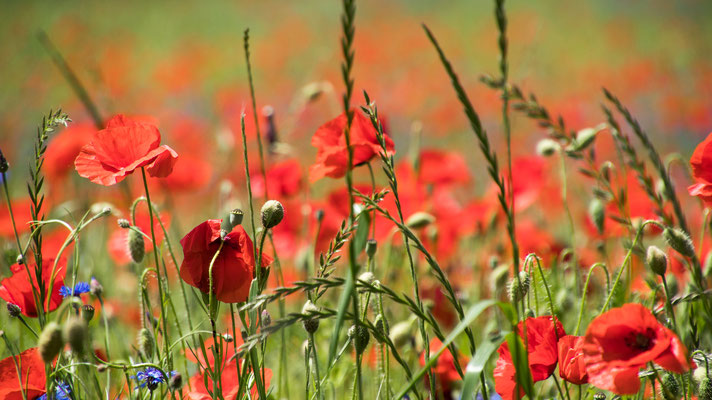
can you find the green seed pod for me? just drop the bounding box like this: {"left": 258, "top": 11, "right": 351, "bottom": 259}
{"left": 374, "top": 314, "right": 388, "bottom": 342}
{"left": 664, "top": 227, "right": 696, "bottom": 258}
{"left": 128, "top": 228, "right": 145, "bottom": 263}
{"left": 38, "top": 322, "right": 64, "bottom": 363}
{"left": 81, "top": 305, "right": 95, "bottom": 323}
{"left": 507, "top": 271, "right": 531, "bottom": 303}
{"left": 589, "top": 198, "right": 605, "bottom": 234}
{"left": 137, "top": 328, "right": 155, "bottom": 358}
{"left": 406, "top": 212, "right": 435, "bottom": 230}
{"left": 348, "top": 325, "right": 370, "bottom": 355}
{"left": 365, "top": 239, "right": 378, "bottom": 258}
{"left": 646, "top": 246, "right": 668, "bottom": 276}
{"left": 700, "top": 377, "right": 712, "bottom": 400}
{"left": 221, "top": 208, "right": 244, "bottom": 238}
{"left": 661, "top": 373, "right": 680, "bottom": 400}
{"left": 63, "top": 317, "right": 87, "bottom": 355}
{"left": 302, "top": 301, "right": 320, "bottom": 334}
{"left": 261, "top": 200, "right": 284, "bottom": 229}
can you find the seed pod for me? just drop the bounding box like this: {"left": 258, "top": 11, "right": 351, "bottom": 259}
{"left": 664, "top": 227, "right": 696, "bottom": 258}
{"left": 646, "top": 246, "right": 668, "bottom": 276}
{"left": 81, "top": 305, "right": 95, "bottom": 323}
{"left": 589, "top": 198, "right": 605, "bottom": 234}
{"left": 348, "top": 325, "right": 370, "bottom": 355}
{"left": 38, "top": 322, "right": 64, "bottom": 363}
{"left": 63, "top": 317, "right": 87, "bottom": 355}
{"left": 261, "top": 200, "right": 284, "bottom": 229}
{"left": 507, "top": 271, "right": 531, "bottom": 303}
{"left": 406, "top": 212, "right": 435, "bottom": 230}
{"left": 700, "top": 377, "right": 712, "bottom": 400}
{"left": 374, "top": 314, "right": 388, "bottom": 342}
{"left": 128, "top": 228, "right": 145, "bottom": 263}
{"left": 661, "top": 373, "right": 680, "bottom": 400}
{"left": 302, "top": 301, "right": 320, "bottom": 334}
{"left": 137, "top": 328, "right": 155, "bottom": 358}
{"left": 221, "top": 209, "right": 244, "bottom": 238}
{"left": 365, "top": 239, "right": 377, "bottom": 258}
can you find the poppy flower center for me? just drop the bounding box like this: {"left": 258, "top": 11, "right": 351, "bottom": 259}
{"left": 624, "top": 328, "right": 655, "bottom": 351}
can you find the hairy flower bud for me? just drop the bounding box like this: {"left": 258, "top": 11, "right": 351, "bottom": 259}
{"left": 261, "top": 200, "right": 284, "bottom": 229}
{"left": 589, "top": 198, "right": 605, "bottom": 234}
{"left": 365, "top": 239, "right": 377, "bottom": 258}
{"left": 389, "top": 320, "right": 413, "bottom": 348}
{"left": 664, "top": 227, "right": 696, "bottom": 258}
{"left": 63, "top": 317, "right": 87, "bottom": 355}
{"left": 128, "top": 228, "right": 145, "bottom": 263}
{"left": 661, "top": 373, "right": 680, "bottom": 400}
{"left": 348, "top": 325, "right": 370, "bottom": 355}
{"left": 138, "top": 328, "right": 155, "bottom": 358}
{"left": 536, "top": 138, "right": 560, "bottom": 157}
{"left": 507, "top": 271, "right": 531, "bottom": 303}
{"left": 646, "top": 246, "right": 668, "bottom": 276}
{"left": 406, "top": 212, "right": 435, "bottom": 230}
{"left": 374, "top": 314, "right": 388, "bottom": 342}
{"left": 117, "top": 219, "right": 131, "bottom": 229}
{"left": 302, "top": 301, "right": 320, "bottom": 334}
{"left": 7, "top": 303, "right": 21, "bottom": 318}
{"left": 261, "top": 309, "right": 272, "bottom": 328}
{"left": 700, "top": 377, "right": 712, "bottom": 400}
{"left": 39, "top": 322, "right": 64, "bottom": 363}
{"left": 81, "top": 305, "right": 95, "bottom": 323}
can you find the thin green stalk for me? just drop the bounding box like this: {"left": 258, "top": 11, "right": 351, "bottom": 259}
{"left": 243, "top": 29, "right": 269, "bottom": 200}
{"left": 574, "top": 263, "right": 609, "bottom": 335}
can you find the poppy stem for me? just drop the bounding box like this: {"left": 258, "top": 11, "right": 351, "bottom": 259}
{"left": 207, "top": 239, "right": 225, "bottom": 398}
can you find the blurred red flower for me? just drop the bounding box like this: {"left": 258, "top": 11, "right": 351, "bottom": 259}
{"left": 0, "top": 258, "right": 66, "bottom": 318}
{"left": 252, "top": 158, "right": 303, "bottom": 199}
{"left": 494, "top": 315, "right": 565, "bottom": 400}
{"left": 419, "top": 338, "right": 467, "bottom": 399}
{"left": 557, "top": 335, "right": 588, "bottom": 385}
{"left": 185, "top": 334, "right": 240, "bottom": 368}
{"left": 0, "top": 348, "right": 46, "bottom": 399}
{"left": 309, "top": 111, "right": 394, "bottom": 182}
{"left": 689, "top": 132, "right": 712, "bottom": 205}
{"left": 45, "top": 122, "right": 97, "bottom": 181}
{"left": 0, "top": 198, "right": 33, "bottom": 239}
{"left": 582, "top": 303, "right": 691, "bottom": 395}
{"left": 186, "top": 364, "right": 272, "bottom": 400}
{"left": 179, "top": 220, "right": 272, "bottom": 303}
{"left": 418, "top": 149, "right": 470, "bottom": 187}
{"left": 108, "top": 210, "right": 170, "bottom": 265}
{"left": 74, "top": 115, "right": 178, "bottom": 186}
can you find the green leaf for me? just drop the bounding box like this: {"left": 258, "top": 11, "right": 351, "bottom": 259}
{"left": 460, "top": 332, "right": 507, "bottom": 400}
{"left": 393, "top": 299, "right": 496, "bottom": 399}
{"left": 328, "top": 269, "right": 354, "bottom": 365}
{"left": 353, "top": 210, "right": 370, "bottom": 255}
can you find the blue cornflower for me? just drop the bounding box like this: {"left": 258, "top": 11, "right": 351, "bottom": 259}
{"left": 37, "top": 382, "right": 71, "bottom": 400}
{"left": 133, "top": 367, "right": 177, "bottom": 391}
{"left": 59, "top": 281, "right": 91, "bottom": 298}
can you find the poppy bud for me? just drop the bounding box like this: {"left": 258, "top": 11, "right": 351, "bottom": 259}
{"left": 348, "top": 325, "right": 370, "bottom": 355}
{"left": 507, "top": 271, "right": 531, "bottom": 303}
{"left": 261, "top": 200, "right": 284, "bottom": 229}
{"left": 90, "top": 277, "right": 103, "bottom": 297}
{"left": 700, "top": 377, "right": 712, "bottom": 400}
{"left": 128, "top": 228, "right": 145, "bottom": 263}
{"left": 315, "top": 209, "right": 325, "bottom": 223}
{"left": 261, "top": 309, "right": 272, "bottom": 328}
{"left": 490, "top": 264, "right": 510, "bottom": 293}
{"left": 600, "top": 161, "right": 614, "bottom": 183}
{"left": 97, "top": 364, "right": 108, "bottom": 373}
{"left": 374, "top": 314, "right": 388, "bottom": 342}
{"left": 358, "top": 271, "right": 376, "bottom": 286}
{"left": 646, "top": 246, "right": 668, "bottom": 276}
{"left": 664, "top": 227, "right": 696, "bottom": 258}
{"left": 302, "top": 301, "right": 320, "bottom": 334}
{"left": 117, "top": 219, "right": 130, "bottom": 229}
{"left": 589, "top": 198, "right": 605, "bottom": 234}
{"left": 221, "top": 209, "right": 244, "bottom": 238}
{"left": 389, "top": 320, "right": 414, "bottom": 348}
{"left": 592, "top": 393, "right": 606, "bottom": 400}
{"left": 15, "top": 254, "right": 24, "bottom": 265}
{"left": 6, "top": 303, "right": 21, "bottom": 318}
{"left": 570, "top": 126, "right": 601, "bottom": 152}
{"left": 661, "top": 373, "right": 681, "bottom": 400}
{"left": 169, "top": 372, "right": 183, "bottom": 391}
{"left": 556, "top": 290, "right": 574, "bottom": 312}
{"left": 39, "top": 322, "right": 64, "bottom": 363}
{"left": 138, "top": 328, "right": 154, "bottom": 358}
{"left": 365, "top": 239, "right": 377, "bottom": 258}
{"left": 63, "top": 317, "right": 87, "bottom": 355}
{"left": 405, "top": 212, "right": 435, "bottom": 230}
{"left": 536, "top": 138, "right": 559, "bottom": 157}
{"left": 223, "top": 333, "right": 234, "bottom": 343}
{"left": 81, "top": 305, "right": 95, "bottom": 323}
{"left": 0, "top": 147, "right": 8, "bottom": 173}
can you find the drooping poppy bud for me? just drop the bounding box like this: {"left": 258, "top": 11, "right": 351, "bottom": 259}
{"left": 39, "top": 322, "right": 64, "bottom": 363}
{"left": 261, "top": 200, "right": 284, "bottom": 229}
{"left": 63, "top": 317, "right": 87, "bottom": 355}
{"left": 646, "top": 246, "right": 668, "bottom": 276}
{"left": 664, "top": 227, "right": 696, "bottom": 258}
{"left": 348, "top": 324, "right": 370, "bottom": 355}
{"left": 128, "top": 228, "right": 145, "bottom": 263}
{"left": 302, "top": 301, "right": 320, "bottom": 334}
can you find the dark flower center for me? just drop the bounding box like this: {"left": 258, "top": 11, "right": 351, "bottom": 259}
{"left": 624, "top": 328, "right": 656, "bottom": 351}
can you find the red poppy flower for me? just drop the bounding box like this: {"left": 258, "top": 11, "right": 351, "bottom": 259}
{"left": 251, "top": 158, "right": 303, "bottom": 199}
{"left": 185, "top": 334, "right": 240, "bottom": 368}
{"left": 582, "top": 303, "right": 691, "bottom": 395}
{"left": 0, "top": 258, "right": 66, "bottom": 318}
{"left": 186, "top": 364, "right": 272, "bottom": 400}
{"left": 74, "top": 114, "right": 178, "bottom": 186}
{"left": 419, "top": 338, "right": 468, "bottom": 398}
{"left": 418, "top": 149, "right": 470, "bottom": 187}
{"left": 45, "top": 122, "right": 97, "bottom": 181}
{"left": 309, "top": 111, "right": 395, "bottom": 182}
{"left": 689, "top": 132, "right": 712, "bottom": 206}
{"left": 557, "top": 335, "right": 588, "bottom": 385}
{"left": 0, "top": 198, "right": 33, "bottom": 239}
{"left": 494, "top": 315, "right": 566, "bottom": 400}
{"left": 179, "top": 220, "right": 272, "bottom": 303}
{"left": 0, "top": 348, "right": 46, "bottom": 399}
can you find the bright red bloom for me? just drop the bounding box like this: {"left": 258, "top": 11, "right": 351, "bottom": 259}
{"left": 0, "top": 258, "right": 66, "bottom": 318}
{"left": 417, "top": 149, "right": 470, "bottom": 187}
{"left": 252, "top": 158, "right": 303, "bottom": 199}
{"left": 186, "top": 364, "right": 272, "bottom": 400}
{"left": 557, "top": 335, "right": 588, "bottom": 385}
{"left": 74, "top": 115, "right": 178, "bottom": 186}
{"left": 582, "top": 303, "right": 691, "bottom": 395}
{"left": 0, "top": 348, "right": 46, "bottom": 399}
{"left": 494, "top": 316, "right": 566, "bottom": 400}
{"left": 689, "top": 132, "right": 712, "bottom": 206}
{"left": 309, "top": 111, "right": 395, "bottom": 182}
{"left": 419, "top": 339, "right": 468, "bottom": 398}
{"left": 179, "top": 220, "right": 272, "bottom": 303}
{"left": 0, "top": 198, "right": 33, "bottom": 239}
